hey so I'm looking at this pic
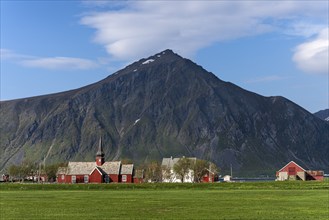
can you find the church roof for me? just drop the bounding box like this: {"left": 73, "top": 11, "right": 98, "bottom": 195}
{"left": 100, "top": 161, "right": 121, "bottom": 175}
{"left": 66, "top": 162, "right": 95, "bottom": 175}
{"left": 65, "top": 161, "right": 123, "bottom": 175}
{"left": 121, "top": 164, "right": 134, "bottom": 175}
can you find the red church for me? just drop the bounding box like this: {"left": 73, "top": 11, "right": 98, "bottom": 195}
{"left": 276, "top": 161, "right": 324, "bottom": 181}
{"left": 57, "top": 139, "right": 136, "bottom": 184}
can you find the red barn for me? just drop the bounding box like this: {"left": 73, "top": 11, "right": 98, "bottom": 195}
{"left": 276, "top": 161, "right": 324, "bottom": 181}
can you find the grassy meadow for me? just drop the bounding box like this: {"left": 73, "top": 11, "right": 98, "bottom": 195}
{"left": 1, "top": 181, "right": 328, "bottom": 220}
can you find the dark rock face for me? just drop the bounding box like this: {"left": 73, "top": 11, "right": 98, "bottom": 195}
{"left": 1, "top": 50, "right": 328, "bottom": 175}
{"left": 314, "top": 109, "right": 329, "bottom": 122}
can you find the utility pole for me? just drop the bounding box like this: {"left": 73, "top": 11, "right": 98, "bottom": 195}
{"left": 209, "top": 165, "right": 212, "bottom": 183}
{"left": 38, "top": 162, "right": 41, "bottom": 183}
{"left": 230, "top": 164, "right": 233, "bottom": 178}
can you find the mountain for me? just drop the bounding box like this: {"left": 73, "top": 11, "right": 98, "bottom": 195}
{"left": 314, "top": 109, "right": 329, "bottom": 122}
{"left": 1, "top": 49, "right": 328, "bottom": 175}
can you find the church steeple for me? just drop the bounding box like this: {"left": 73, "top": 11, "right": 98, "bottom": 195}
{"left": 96, "top": 137, "right": 105, "bottom": 166}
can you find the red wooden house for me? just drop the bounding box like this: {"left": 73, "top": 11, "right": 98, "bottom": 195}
{"left": 120, "top": 164, "right": 134, "bottom": 183}
{"left": 276, "top": 161, "right": 324, "bottom": 181}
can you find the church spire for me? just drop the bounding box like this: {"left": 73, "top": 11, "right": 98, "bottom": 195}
{"left": 96, "top": 137, "right": 105, "bottom": 166}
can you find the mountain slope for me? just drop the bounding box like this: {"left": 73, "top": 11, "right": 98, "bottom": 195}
{"left": 314, "top": 109, "right": 329, "bottom": 122}
{"left": 1, "top": 50, "right": 328, "bottom": 175}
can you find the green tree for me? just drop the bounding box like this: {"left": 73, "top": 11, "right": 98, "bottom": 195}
{"left": 8, "top": 160, "right": 36, "bottom": 182}
{"left": 45, "top": 164, "right": 58, "bottom": 182}
{"left": 173, "top": 157, "right": 193, "bottom": 183}
{"left": 193, "top": 160, "right": 220, "bottom": 182}
{"left": 143, "top": 161, "right": 162, "bottom": 182}
{"left": 8, "top": 165, "right": 21, "bottom": 181}
{"left": 193, "top": 159, "right": 209, "bottom": 183}
{"left": 161, "top": 165, "right": 172, "bottom": 182}
{"left": 121, "top": 158, "right": 133, "bottom": 164}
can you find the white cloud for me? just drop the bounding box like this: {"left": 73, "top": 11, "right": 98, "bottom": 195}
{"left": 293, "top": 28, "right": 328, "bottom": 74}
{"left": 21, "top": 57, "right": 98, "bottom": 70}
{"left": 1, "top": 49, "right": 98, "bottom": 70}
{"left": 80, "top": 1, "right": 328, "bottom": 61}
{"left": 81, "top": 0, "right": 128, "bottom": 9}
{"left": 0, "top": 49, "right": 33, "bottom": 60}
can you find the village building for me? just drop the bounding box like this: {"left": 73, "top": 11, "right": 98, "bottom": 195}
{"left": 223, "top": 175, "right": 232, "bottom": 182}
{"left": 57, "top": 139, "right": 137, "bottom": 184}
{"left": 161, "top": 157, "right": 196, "bottom": 183}
{"left": 161, "top": 157, "right": 217, "bottom": 183}
{"left": 276, "top": 161, "right": 324, "bottom": 181}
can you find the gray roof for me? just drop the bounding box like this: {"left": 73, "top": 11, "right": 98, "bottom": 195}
{"left": 62, "top": 161, "right": 123, "bottom": 176}
{"left": 162, "top": 157, "right": 197, "bottom": 169}
{"left": 121, "top": 164, "right": 134, "bottom": 175}
{"left": 66, "top": 162, "right": 95, "bottom": 175}
{"left": 91, "top": 167, "right": 108, "bottom": 176}
{"left": 100, "top": 161, "right": 121, "bottom": 175}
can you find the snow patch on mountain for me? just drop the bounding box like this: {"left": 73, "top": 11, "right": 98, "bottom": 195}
{"left": 134, "top": 119, "right": 141, "bottom": 125}
{"left": 142, "top": 59, "right": 155, "bottom": 65}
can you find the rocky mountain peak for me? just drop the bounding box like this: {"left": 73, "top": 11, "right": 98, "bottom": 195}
{"left": 1, "top": 50, "right": 328, "bottom": 175}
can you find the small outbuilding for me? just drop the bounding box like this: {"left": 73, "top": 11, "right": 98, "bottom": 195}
{"left": 120, "top": 164, "right": 134, "bottom": 183}
{"left": 223, "top": 175, "right": 232, "bottom": 182}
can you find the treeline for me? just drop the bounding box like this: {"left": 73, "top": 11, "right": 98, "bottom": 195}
{"left": 6, "top": 158, "right": 219, "bottom": 183}
{"left": 7, "top": 161, "right": 67, "bottom": 182}
{"left": 139, "top": 158, "right": 219, "bottom": 183}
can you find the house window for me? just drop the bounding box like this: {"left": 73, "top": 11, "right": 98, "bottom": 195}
{"left": 61, "top": 174, "right": 65, "bottom": 180}
{"left": 84, "top": 175, "right": 89, "bottom": 183}
{"left": 72, "top": 175, "right": 76, "bottom": 184}
{"left": 122, "top": 175, "right": 127, "bottom": 182}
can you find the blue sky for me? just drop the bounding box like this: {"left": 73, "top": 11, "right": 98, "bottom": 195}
{"left": 1, "top": 1, "right": 328, "bottom": 113}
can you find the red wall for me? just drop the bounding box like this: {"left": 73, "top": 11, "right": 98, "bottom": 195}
{"left": 202, "top": 175, "right": 215, "bottom": 183}
{"left": 76, "top": 175, "right": 85, "bottom": 183}
{"left": 57, "top": 174, "right": 66, "bottom": 183}
{"left": 63, "top": 175, "right": 85, "bottom": 183}
{"left": 120, "top": 174, "right": 133, "bottom": 183}
{"left": 133, "top": 177, "right": 143, "bottom": 183}
{"left": 89, "top": 169, "right": 103, "bottom": 183}
{"left": 109, "top": 174, "right": 119, "bottom": 183}
{"left": 313, "top": 176, "right": 324, "bottom": 181}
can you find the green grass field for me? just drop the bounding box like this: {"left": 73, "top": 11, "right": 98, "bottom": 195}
{"left": 1, "top": 182, "right": 328, "bottom": 219}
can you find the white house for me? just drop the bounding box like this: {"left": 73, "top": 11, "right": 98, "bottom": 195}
{"left": 223, "top": 175, "right": 232, "bottom": 182}
{"left": 161, "top": 157, "right": 196, "bottom": 183}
